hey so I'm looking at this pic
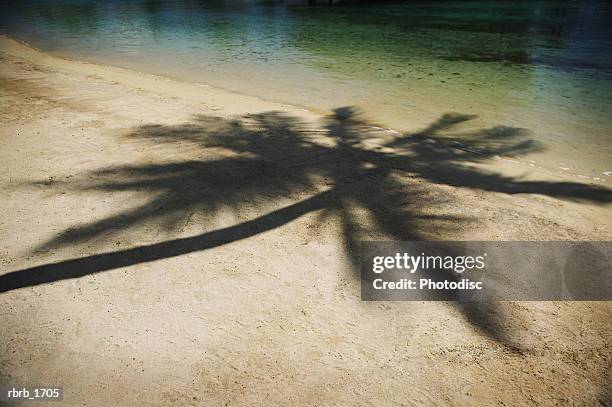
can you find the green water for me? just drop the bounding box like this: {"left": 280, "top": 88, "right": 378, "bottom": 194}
{"left": 1, "top": 0, "right": 611, "bottom": 179}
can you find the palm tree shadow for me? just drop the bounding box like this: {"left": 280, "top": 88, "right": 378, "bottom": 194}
{"left": 2, "top": 107, "right": 611, "bottom": 348}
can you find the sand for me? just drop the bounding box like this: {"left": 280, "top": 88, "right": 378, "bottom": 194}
{"left": 0, "top": 35, "right": 610, "bottom": 406}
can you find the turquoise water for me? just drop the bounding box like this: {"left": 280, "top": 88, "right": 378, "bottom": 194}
{"left": 1, "top": 0, "right": 611, "bottom": 178}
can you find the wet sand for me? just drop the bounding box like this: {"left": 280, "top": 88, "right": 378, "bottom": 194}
{"left": 0, "top": 35, "right": 610, "bottom": 406}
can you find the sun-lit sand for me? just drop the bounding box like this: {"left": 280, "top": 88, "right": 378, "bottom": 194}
{"left": 1, "top": 35, "right": 610, "bottom": 405}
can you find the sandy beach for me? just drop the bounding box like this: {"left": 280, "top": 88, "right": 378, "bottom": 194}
{"left": 0, "top": 34, "right": 611, "bottom": 405}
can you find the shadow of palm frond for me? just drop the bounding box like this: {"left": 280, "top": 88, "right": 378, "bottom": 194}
{"left": 2, "top": 107, "right": 611, "bottom": 347}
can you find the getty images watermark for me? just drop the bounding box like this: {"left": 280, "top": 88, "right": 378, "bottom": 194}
{"left": 361, "top": 241, "right": 611, "bottom": 301}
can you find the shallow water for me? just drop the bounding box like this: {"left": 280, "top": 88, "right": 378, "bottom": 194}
{"left": 1, "top": 0, "right": 611, "bottom": 179}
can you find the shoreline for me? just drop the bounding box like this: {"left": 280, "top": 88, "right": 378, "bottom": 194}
{"left": 0, "top": 34, "right": 322, "bottom": 120}
{"left": 2, "top": 34, "right": 610, "bottom": 186}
